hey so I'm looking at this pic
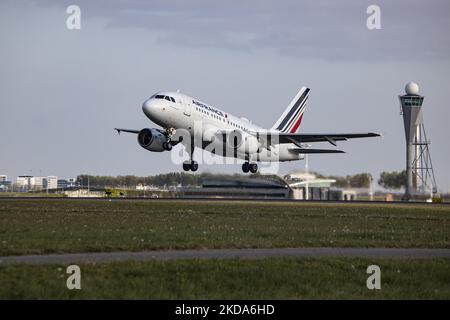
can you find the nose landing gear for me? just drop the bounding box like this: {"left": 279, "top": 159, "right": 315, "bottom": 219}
{"left": 163, "top": 127, "right": 182, "bottom": 151}
{"left": 162, "top": 141, "right": 172, "bottom": 151}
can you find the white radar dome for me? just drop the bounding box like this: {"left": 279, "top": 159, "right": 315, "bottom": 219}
{"left": 405, "top": 82, "right": 419, "bottom": 95}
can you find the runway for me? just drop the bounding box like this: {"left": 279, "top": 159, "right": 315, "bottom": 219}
{"left": 1, "top": 248, "right": 449, "bottom": 265}
{"left": 0, "top": 196, "right": 449, "bottom": 205}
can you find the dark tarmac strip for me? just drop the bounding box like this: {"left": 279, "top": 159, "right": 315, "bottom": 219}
{"left": 1, "top": 197, "right": 449, "bottom": 205}
{"left": 1, "top": 248, "right": 450, "bottom": 265}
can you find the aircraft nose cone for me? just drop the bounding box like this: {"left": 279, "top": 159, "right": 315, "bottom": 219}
{"left": 142, "top": 99, "right": 152, "bottom": 116}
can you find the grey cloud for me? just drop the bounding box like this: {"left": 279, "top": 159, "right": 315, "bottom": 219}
{"left": 32, "top": 0, "right": 450, "bottom": 61}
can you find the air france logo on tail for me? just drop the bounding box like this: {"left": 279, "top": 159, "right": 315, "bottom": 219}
{"left": 272, "top": 87, "right": 310, "bottom": 133}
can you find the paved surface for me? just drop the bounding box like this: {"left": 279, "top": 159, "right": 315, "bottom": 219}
{"left": 1, "top": 248, "right": 450, "bottom": 265}
{"left": 0, "top": 197, "right": 448, "bottom": 205}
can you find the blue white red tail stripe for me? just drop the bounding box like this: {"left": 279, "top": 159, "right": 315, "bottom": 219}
{"left": 272, "top": 87, "right": 310, "bottom": 133}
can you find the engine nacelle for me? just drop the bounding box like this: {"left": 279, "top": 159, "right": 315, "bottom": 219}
{"left": 137, "top": 128, "right": 167, "bottom": 152}
{"left": 227, "top": 130, "right": 260, "bottom": 154}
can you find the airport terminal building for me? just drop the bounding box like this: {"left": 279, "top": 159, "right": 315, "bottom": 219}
{"left": 179, "top": 174, "right": 350, "bottom": 200}
{"left": 180, "top": 177, "right": 290, "bottom": 199}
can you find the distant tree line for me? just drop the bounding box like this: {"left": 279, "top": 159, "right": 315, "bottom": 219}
{"left": 316, "top": 170, "right": 408, "bottom": 190}
{"left": 314, "top": 172, "right": 373, "bottom": 189}
{"left": 378, "top": 170, "right": 406, "bottom": 190}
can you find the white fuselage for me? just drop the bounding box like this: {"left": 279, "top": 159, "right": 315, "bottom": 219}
{"left": 142, "top": 91, "right": 303, "bottom": 162}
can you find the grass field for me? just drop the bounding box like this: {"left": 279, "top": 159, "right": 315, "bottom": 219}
{"left": 1, "top": 199, "right": 449, "bottom": 300}
{"left": 1, "top": 257, "right": 449, "bottom": 299}
{"left": 0, "top": 192, "right": 65, "bottom": 198}
{"left": 0, "top": 199, "right": 449, "bottom": 256}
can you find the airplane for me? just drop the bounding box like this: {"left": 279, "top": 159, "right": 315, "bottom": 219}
{"left": 115, "top": 87, "right": 379, "bottom": 173}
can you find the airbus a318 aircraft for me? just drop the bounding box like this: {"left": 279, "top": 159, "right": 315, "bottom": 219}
{"left": 115, "top": 87, "right": 379, "bottom": 173}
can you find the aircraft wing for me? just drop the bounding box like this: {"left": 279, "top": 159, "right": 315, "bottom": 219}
{"left": 114, "top": 128, "right": 140, "bottom": 134}
{"left": 268, "top": 132, "right": 380, "bottom": 146}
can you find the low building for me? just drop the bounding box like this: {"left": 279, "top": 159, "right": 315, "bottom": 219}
{"left": 136, "top": 184, "right": 161, "bottom": 191}
{"left": 16, "top": 176, "right": 33, "bottom": 191}
{"left": 180, "top": 177, "right": 290, "bottom": 199}
{"left": 0, "top": 180, "right": 11, "bottom": 192}
{"left": 15, "top": 175, "right": 59, "bottom": 192}
{"left": 57, "top": 179, "right": 69, "bottom": 189}
{"left": 57, "top": 178, "right": 76, "bottom": 189}
{"left": 45, "top": 176, "right": 58, "bottom": 190}
{"left": 328, "top": 189, "right": 358, "bottom": 201}
{"left": 30, "top": 177, "right": 45, "bottom": 190}
{"left": 284, "top": 172, "right": 336, "bottom": 200}
{"left": 0, "top": 175, "right": 9, "bottom": 192}
{"left": 63, "top": 189, "right": 105, "bottom": 198}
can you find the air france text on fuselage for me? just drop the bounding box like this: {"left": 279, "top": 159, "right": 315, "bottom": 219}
{"left": 192, "top": 100, "right": 224, "bottom": 118}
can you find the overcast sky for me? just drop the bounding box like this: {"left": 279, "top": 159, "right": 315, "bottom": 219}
{"left": 1, "top": 0, "right": 449, "bottom": 191}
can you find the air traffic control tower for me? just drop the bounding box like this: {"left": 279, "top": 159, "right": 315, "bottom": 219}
{"left": 399, "top": 82, "right": 437, "bottom": 200}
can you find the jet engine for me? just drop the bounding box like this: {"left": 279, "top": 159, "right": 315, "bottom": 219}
{"left": 137, "top": 128, "right": 167, "bottom": 152}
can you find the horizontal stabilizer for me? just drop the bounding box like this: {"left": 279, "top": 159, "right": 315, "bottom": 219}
{"left": 290, "top": 148, "right": 345, "bottom": 154}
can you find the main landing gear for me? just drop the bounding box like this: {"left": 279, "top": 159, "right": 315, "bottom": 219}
{"left": 183, "top": 161, "right": 198, "bottom": 172}
{"left": 242, "top": 162, "right": 258, "bottom": 174}
{"left": 183, "top": 138, "right": 198, "bottom": 172}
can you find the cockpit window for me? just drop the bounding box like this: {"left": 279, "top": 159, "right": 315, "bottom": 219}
{"left": 154, "top": 95, "right": 175, "bottom": 102}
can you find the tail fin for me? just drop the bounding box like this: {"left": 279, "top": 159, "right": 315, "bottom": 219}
{"left": 271, "top": 86, "right": 310, "bottom": 133}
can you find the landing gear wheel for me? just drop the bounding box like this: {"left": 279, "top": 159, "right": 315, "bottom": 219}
{"left": 242, "top": 162, "right": 250, "bottom": 173}
{"left": 190, "top": 161, "right": 198, "bottom": 172}
{"left": 163, "top": 142, "right": 172, "bottom": 151}
{"left": 249, "top": 163, "right": 258, "bottom": 173}
{"left": 183, "top": 162, "right": 191, "bottom": 171}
